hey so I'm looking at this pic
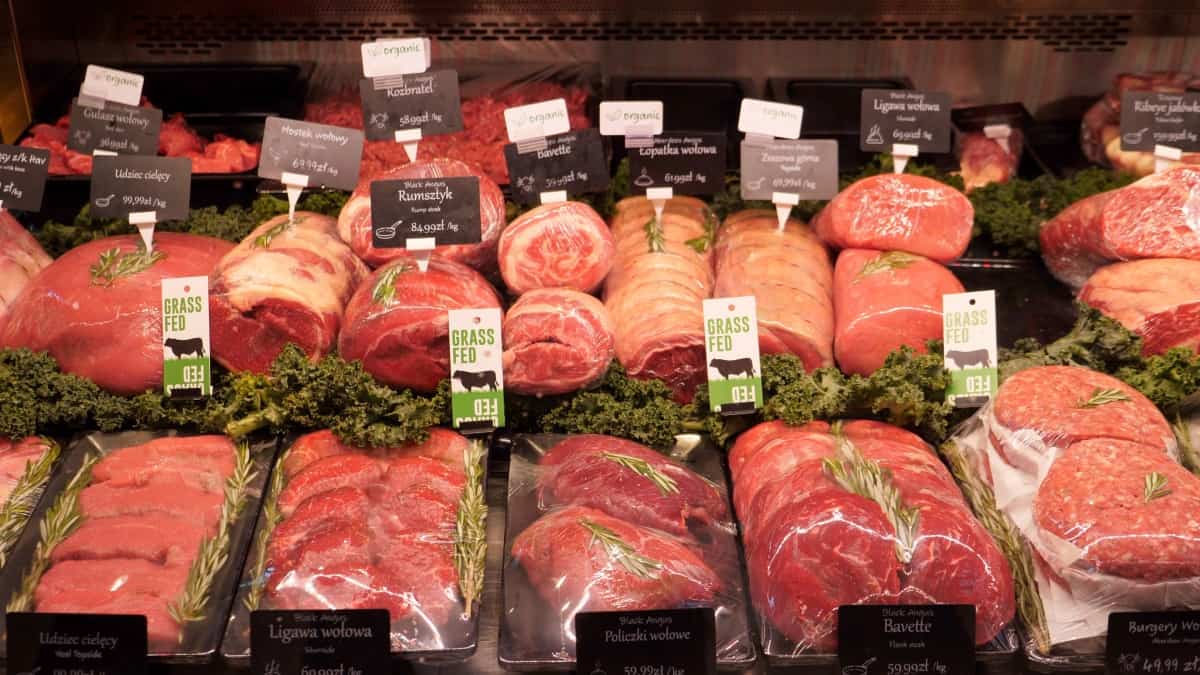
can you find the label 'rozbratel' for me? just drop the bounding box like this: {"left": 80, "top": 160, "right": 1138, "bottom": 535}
{"left": 161, "top": 276, "right": 211, "bottom": 399}
{"left": 448, "top": 308, "right": 504, "bottom": 432}
{"left": 703, "top": 296, "right": 762, "bottom": 415}
{"left": 943, "top": 290, "right": 998, "bottom": 408}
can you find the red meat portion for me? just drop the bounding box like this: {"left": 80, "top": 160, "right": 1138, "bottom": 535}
{"left": 502, "top": 288, "right": 615, "bottom": 396}
{"left": 1079, "top": 258, "right": 1200, "bottom": 355}
{"left": 277, "top": 454, "right": 386, "bottom": 517}
{"left": 51, "top": 515, "right": 208, "bottom": 567}
{"left": 0, "top": 436, "right": 52, "bottom": 505}
{"left": 958, "top": 129, "right": 1023, "bottom": 192}
{"left": 0, "top": 212, "right": 52, "bottom": 334}
{"left": 159, "top": 113, "right": 204, "bottom": 155}
{"left": 282, "top": 427, "right": 468, "bottom": 479}
{"left": 268, "top": 487, "right": 369, "bottom": 564}
{"left": 268, "top": 563, "right": 412, "bottom": 625}
{"left": 90, "top": 435, "right": 235, "bottom": 492}
{"left": 498, "top": 201, "right": 614, "bottom": 294}
{"left": 79, "top": 482, "right": 224, "bottom": 531}
{"left": 37, "top": 587, "right": 182, "bottom": 649}
{"left": 375, "top": 538, "right": 461, "bottom": 630}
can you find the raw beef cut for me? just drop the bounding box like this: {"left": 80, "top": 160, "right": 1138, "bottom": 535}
{"left": 833, "top": 249, "right": 964, "bottom": 375}
{"left": 211, "top": 211, "right": 369, "bottom": 373}
{"left": 512, "top": 505, "right": 722, "bottom": 613}
{"left": 497, "top": 201, "right": 614, "bottom": 294}
{"left": 0, "top": 212, "right": 51, "bottom": 334}
{"left": 280, "top": 427, "right": 468, "bottom": 479}
{"left": 1040, "top": 166, "right": 1200, "bottom": 288}
{"left": 0, "top": 436, "right": 52, "bottom": 505}
{"left": 957, "top": 129, "right": 1023, "bottom": 192}
{"left": 502, "top": 288, "right": 615, "bottom": 395}
{"left": 535, "top": 435, "right": 728, "bottom": 537}
{"left": 606, "top": 196, "right": 715, "bottom": 401}
{"left": 336, "top": 158, "right": 506, "bottom": 271}
{"left": 0, "top": 233, "right": 232, "bottom": 394}
{"left": 1079, "top": 258, "right": 1200, "bottom": 355}
{"left": 339, "top": 257, "right": 502, "bottom": 391}
{"left": 813, "top": 174, "right": 973, "bottom": 262}
{"left": 714, "top": 210, "right": 834, "bottom": 369}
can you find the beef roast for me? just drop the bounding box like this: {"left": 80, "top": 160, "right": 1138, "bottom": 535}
{"left": 211, "top": 211, "right": 368, "bottom": 373}
{"left": 339, "top": 257, "right": 502, "bottom": 392}
{"left": 833, "top": 249, "right": 964, "bottom": 375}
{"left": 1079, "top": 258, "right": 1200, "bottom": 355}
{"left": 498, "top": 201, "right": 614, "bottom": 295}
{"left": 0, "top": 212, "right": 51, "bottom": 334}
{"left": 0, "top": 233, "right": 233, "bottom": 394}
{"left": 502, "top": 288, "right": 615, "bottom": 395}
{"left": 958, "top": 130, "right": 1022, "bottom": 192}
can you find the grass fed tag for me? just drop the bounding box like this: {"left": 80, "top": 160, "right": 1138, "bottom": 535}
{"left": 503, "top": 128, "right": 609, "bottom": 204}
{"left": 90, "top": 155, "right": 191, "bottom": 221}
{"left": 576, "top": 608, "right": 716, "bottom": 675}
{"left": 738, "top": 98, "right": 803, "bottom": 140}
{"left": 0, "top": 144, "right": 50, "bottom": 211}
{"left": 740, "top": 139, "right": 838, "bottom": 200}
{"left": 259, "top": 116, "right": 364, "bottom": 191}
{"left": 161, "top": 276, "right": 210, "bottom": 399}
{"left": 599, "top": 101, "right": 664, "bottom": 137}
{"left": 703, "top": 296, "right": 762, "bottom": 415}
{"left": 838, "top": 605, "right": 975, "bottom": 675}
{"left": 861, "top": 89, "right": 952, "bottom": 153}
{"left": 628, "top": 133, "right": 727, "bottom": 196}
{"left": 251, "top": 609, "right": 389, "bottom": 675}
{"left": 1107, "top": 611, "right": 1200, "bottom": 674}
{"left": 360, "top": 69, "right": 464, "bottom": 141}
{"left": 370, "top": 176, "right": 481, "bottom": 247}
{"left": 448, "top": 307, "right": 504, "bottom": 432}
{"left": 68, "top": 100, "right": 162, "bottom": 155}
{"left": 361, "top": 37, "right": 430, "bottom": 78}
{"left": 1120, "top": 91, "right": 1200, "bottom": 152}
{"left": 943, "top": 290, "right": 998, "bottom": 408}
{"left": 8, "top": 612, "right": 147, "bottom": 675}
{"left": 80, "top": 64, "right": 144, "bottom": 106}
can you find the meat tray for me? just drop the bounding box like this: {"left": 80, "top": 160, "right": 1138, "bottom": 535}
{"left": 498, "top": 433, "right": 757, "bottom": 671}
{"left": 0, "top": 430, "right": 277, "bottom": 665}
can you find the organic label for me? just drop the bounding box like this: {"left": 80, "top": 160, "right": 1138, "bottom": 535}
{"left": 370, "top": 176, "right": 481, "bottom": 247}
{"left": 737, "top": 98, "right": 804, "bottom": 140}
{"left": 503, "top": 128, "right": 609, "bottom": 204}
{"left": 739, "top": 139, "right": 838, "bottom": 200}
{"left": 1107, "top": 611, "right": 1200, "bottom": 675}
{"left": 7, "top": 612, "right": 147, "bottom": 675}
{"left": 90, "top": 155, "right": 191, "bottom": 221}
{"left": 703, "top": 296, "right": 762, "bottom": 415}
{"left": 504, "top": 98, "right": 571, "bottom": 144}
{"left": 67, "top": 100, "right": 162, "bottom": 155}
{"left": 259, "top": 117, "right": 364, "bottom": 191}
{"left": 943, "top": 290, "right": 998, "bottom": 408}
{"left": 628, "top": 133, "right": 727, "bottom": 196}
{"left": 251, "top": 609, "right": 389, "bottom": 675}
{"left": 80, "top": 65, "right": 144, "bottom": 106}
{"left": 161, "top": 276, "right": 211, "bottom": 399}
{"left": 359, "top": 69, "right": 464, "bottom": 141}
{"left": 599, "top": 100, "right": 665, "bottom": 137}
{"left": 1120, "top": 91, "right": 1200, "bottom": 152}
{"left": 838, "top": 605, "right": 975, "bottom": 675}
{"left": 575, "top": 608, "right": 716, "bottom": 675}
{"left": 361, "top": 37, "right": 431, "bottom": 78}
{"left": 860, "top": 89, "right": 952, "bottom": 153}
{"left": 448, "top": 308, "right": 504, "bottom": 432}
{"left": 0, "top": 144, "right": 50, "bottom": 211}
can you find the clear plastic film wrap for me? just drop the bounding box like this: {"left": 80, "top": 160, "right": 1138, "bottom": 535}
{"left": 832, "top": 249, "right": 964, "bottom": 376}
{"left": 499, "top": 433, "right": 756, "bottom": 670}
{"left": 1080, "top": 71, "right": 1200, "bottom": 176}
{"left": 957, "top": 129, "right": 1024, "bottom": 192}
{"left": 1079, "top": 258, "right": 1200, "bottom": 356}
{"left": 0, "top": 212, "right": 52, "bottom": 334}
{"left": 0, "top": 233, "right": 233, "bottom": 395}
{"left": 940, "top": 364, "right": 1200, "bottom": 669}
{"left": 222, "top": 428, "right": 488, "bottom": 661}
{"left": 210, "top": 211, "right": 369, "bottom": 373}
{"left": 502, "top": 288, "right": 615, "bottom": 396}
{"left": 337, "top": 255, "right": 502, "bottom": 392}
{"left": 713, "top": 210, "right": 834, "bottom": 370}
{"left": 729, "top": 419, "right": 1018, "bottom": 665}
{"left": 498, "top": 201, "right": 614, "bottom": 295}
{"left": 0, "top": 436, "right": 60, "bottom": 566}
{"left": 812, "top": 173, "right": 974, "bottom": 263}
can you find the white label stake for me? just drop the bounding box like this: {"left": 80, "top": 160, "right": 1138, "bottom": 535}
{"left": 539, "top": 190, "right": 568, "bottom": 205}
{"left": 129, "top": 211, "right": 157, "bottom": 253}
{"left": 772, "top": 191, "right": 800, "bottom": 231}
{"left": 280, "top": 171, "right": 309, "bottom": 224}
{"left": 983, "top": 124, "right": 1013, "bottom": 155}
{"left": 1154, "top": 144, "right": 1182, "bottom": 174}
{"left": 646, "top": 186, "right": 673, "bottom": 223}
{"left": 408, "top": 236, "right": 435, "bottom": 272}
{"left": 892, "top": 143, "right": 919, "bottom": 174}
{"left": 394, "top": 128, "right": 421, "bottom": 163}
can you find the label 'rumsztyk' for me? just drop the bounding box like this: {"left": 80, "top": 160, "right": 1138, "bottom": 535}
{"left": 448, "top": 308, "right": 504, "bottom": 432}
{"left": 943, "top": 290, "right": 998, "bottom": 408}
{"left": 703, "top": 296, "right": 762, "bottom": 415}
{"left": 161, "top": 276, "right": 211, "bottom": 399}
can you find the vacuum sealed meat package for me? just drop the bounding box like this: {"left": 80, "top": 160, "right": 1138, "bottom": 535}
{"left": 0, "top": 212, "right": 52, "bottom": 334}
{"left": 499, "top": 433, "right": 756, "bottom": 670}
{"left": 502, "top": 288, "right": 615, "bottom": 396}
{"left": 498, "top": 201, "right": 614, "bottom": 295}
{"left": 0, "top": 436, "right": 60, "bottom": 566}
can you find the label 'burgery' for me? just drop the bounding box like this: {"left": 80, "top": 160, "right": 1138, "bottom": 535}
{"left": 943, "top": 290, "right": 998, "bottom": 408}
{"left": 448, "top": 308, "right": 504, "bottom": 432}
{"left": 703, "top": 296, "right": 762, "bottom": 415}
{"left": 161, "top": 276, "right": 211, "bottom": 399}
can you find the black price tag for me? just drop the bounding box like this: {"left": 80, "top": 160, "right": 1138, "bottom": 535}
{"left": 0, "top": 144, "right": 51, "bottom": 211}
{"left": 67, "top": 100, "right": 163, "bottom": 155}
{"left": 370, "top": 176, "right": 481, "bottom": 247}
{"left": 1107, "top": 611, "right": 1200, "bottom": 674}
{"left": 627, "top": 133, "right": 727, "bottom": 197}
{"left": 739, "top": 139, "right": 839, "bottom": 201}
{"left": 251, "top": 609, "right": 390, "bottom": 675}
{"left": 360, "top": 69, "right": 464, "bottom": 141}
{"left": 1120, "top": 92, "right": 1200, "bottom": 152}
{"left": 860, "top": 89, "right": 952, "bottom": 153}
{"left": 90, "top": 155, "right": 191, "bottom": 221}
{"left": 259, "top": 116, "right": 364, "bottom": 191}
{"left": 838, "top": 604, "right": 975, "bottom": 675}
{"left": 502, "top": 129, "right": 609, "bottom": 204}
{"left": 575, "top": 608, "right": 716, "bottom": 675}
{"left": 7, "top": 612, "right": 148, "bottom": 675}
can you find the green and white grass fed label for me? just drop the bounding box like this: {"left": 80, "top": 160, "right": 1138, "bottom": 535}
{"left": 448, "top": 308, "right": 504, "bottom": 432}
{"left": 703, "top": 296, "right": 762, "bottom": 415}
{"left": 161, "top": 275, "right": 211, "bottom": 399}
{"left": 943, "top": 290, "right": 998, "bottom": 408}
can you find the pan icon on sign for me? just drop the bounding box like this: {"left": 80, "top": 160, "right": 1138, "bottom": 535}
{"left": 1122, "top": 127, "right": 1149, "bottom": 145}
{"left": 94, "top": 193, "right": 116, "bottom": 208}
{"left": 744, "top": 176, "right": 766, "bottom": 191}
{"left": 376, "top": 220, "right": 401, "bottom": 240}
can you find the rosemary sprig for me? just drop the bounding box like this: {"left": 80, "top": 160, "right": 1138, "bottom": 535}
{"left": 580, "top": 518, "right": 662, "bottom": 579}
{"left": 1076, "top": 387, "right": 1130, "bottom": 409}
{"left": 453, "top": 440, "right": 487, "bottom": 618}
{"left": 683, "top": 209, "right": 718, "bottom": 254}
{"left": 0, "top": 438, "right": 60, "bottom": 568}
{"left": 253, "top": 218, "right": 292, "bottom": 248}
{"left": 1143, "top": 472, "right": 1171, "bottom": 503}
{"left": 601, "top": 451, "right": 679, "bottom": 496}
{"left": 855, "top": 251, "right": 920, "bottom": 281}
{"left": 643, "top": 218, "right": 665, "bottom": 253}
{"left": 243, "top": 448, "right": 290, "bottom": 613}
{"left": 89, "top": 246, "right": 166, "bottom": 287}
{"left": 1173, "top": 416, "right": 1200, "bottom": 476}
{"left": 8, "top": 453, "right": 98, "bottom": 613}
{"left": 371, "top": 264, "right": 413, "bottom": 306}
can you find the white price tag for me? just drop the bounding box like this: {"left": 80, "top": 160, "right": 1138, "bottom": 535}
{"left": 505, "top": 98, "right": 571, "bottom": 144}
{"left": 943, "top": 290, "right": 999, "bottom": 408}
{"left": 361, "top": 38, "right": 431, "bottom": 78}
{"left": 80, "top": 65, "right": 144, "bottom": 107}
{"left": 738, "top": 98, "right": 803, "bottom": 140}
{"left": 702, "top": 296, "right": 763, "bottom": 415}
{"left": 599, "top": 101, "right": 664, "bottom": 137}
{"left": 161, "top": 276, "right": 212, "bottom": 399}
{"left": 448, "top": 308, "right": 505, "bottom": 431}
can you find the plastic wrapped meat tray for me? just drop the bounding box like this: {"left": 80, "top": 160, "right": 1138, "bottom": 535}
{"left": 499, "top": 433, "right": 756, "bottom": 671}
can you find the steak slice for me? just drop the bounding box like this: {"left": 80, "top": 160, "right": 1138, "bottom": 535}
{"left": 90, "top": 436, "right": 235, "bottom": 493}
{"left": 277, "top": 454, "right": 385, "bottom": 517}
{"left": 267, "top": 562, "right": 411, "bottom": 624}
{"left": 282, "top": 428, "right": 468, "bottom": 479}
{"left": 267, "top": 486, "right": 371, "bottom": 568}
{"left": 267, "top": 521, "right": 373, "bottom": 597}
{"left": 498, "top": 201, "right": 615, "bottom": 294}
{"left": 375, "top": 538, "right": 461, "bottom": 631}
{"left": 1080, "top": 258, "right": 1200, "bottom": 355}
{"left": 79, "top": 482, "right": 224, "bottom": 531}
{"left": 502, "top": 288, "right": 616, "bottom": 396}
{"left": 36, "top": 559, "right": 190, "bottom": 606}
{"left": 37, "top": 589, "right": 182, "bottom": 649}
{"left": 51, "top": 515, "right": 207, "bottom": 567}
